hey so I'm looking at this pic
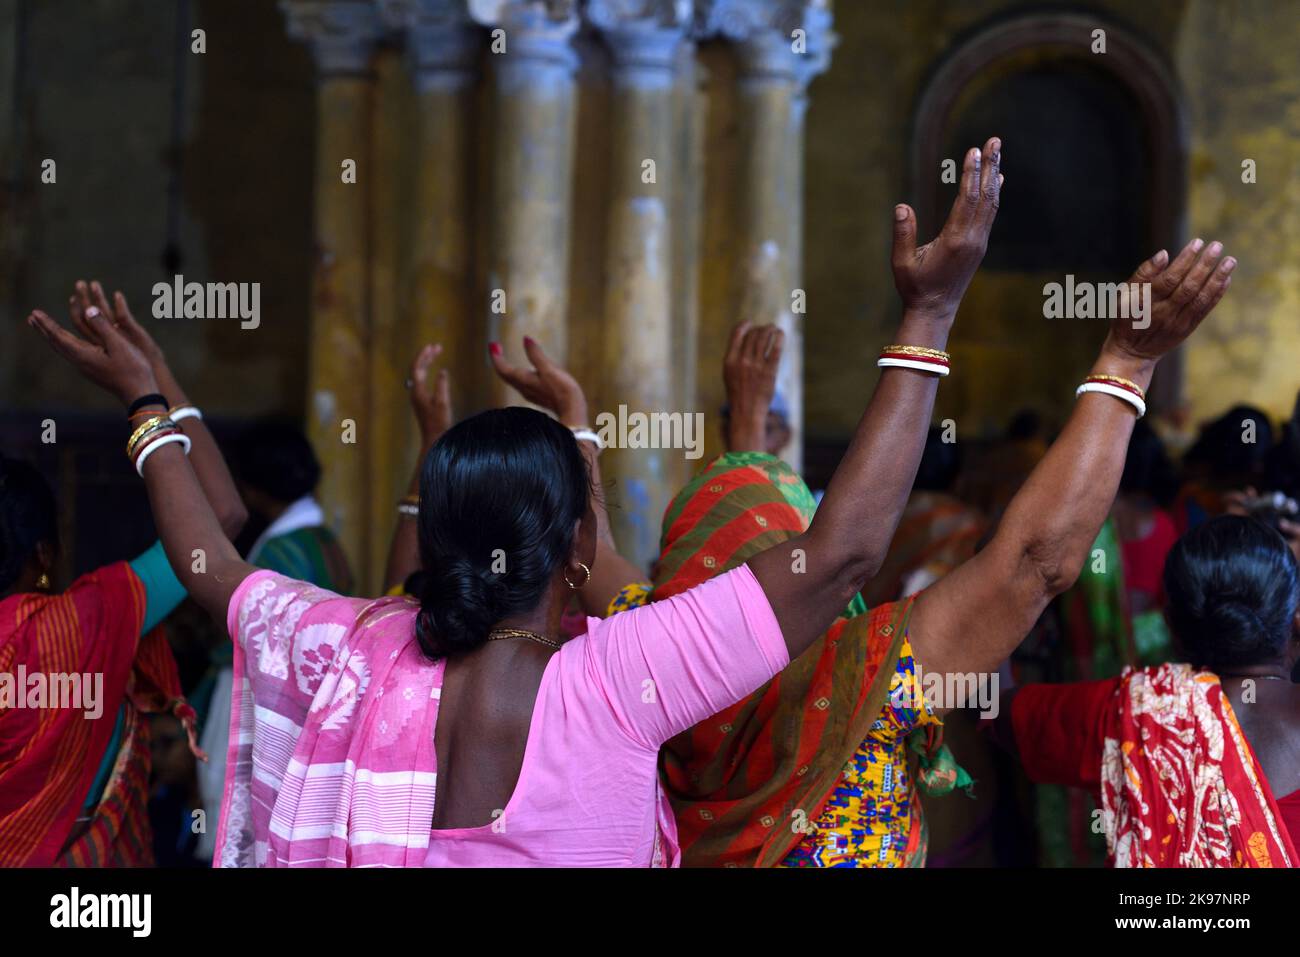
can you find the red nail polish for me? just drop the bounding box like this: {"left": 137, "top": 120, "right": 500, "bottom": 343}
{"left": 488, "top": 342, "right": 502, "bottom": 356}
{"left": 523, "top": 336, "right": 535, "bottom": 347}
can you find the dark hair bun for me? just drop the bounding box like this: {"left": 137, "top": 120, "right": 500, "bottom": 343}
{"left": 1164, "top": 515, "right": 1300, "bottom": 671}
{"left": 414, "top": 407, "right": 590, "bottom": 659}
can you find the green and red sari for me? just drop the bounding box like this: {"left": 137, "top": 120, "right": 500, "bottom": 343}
{"left": 649, "top": 452, "right": 916, "bottom": 867}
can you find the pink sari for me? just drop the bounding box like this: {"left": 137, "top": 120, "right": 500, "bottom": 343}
{"left": 216, "top": 574, "right": 440, "bottom": 867}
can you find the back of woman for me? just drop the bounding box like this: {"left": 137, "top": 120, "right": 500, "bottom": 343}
{"left": 1003, "top": 516, "right": 1300, "bottom": 866}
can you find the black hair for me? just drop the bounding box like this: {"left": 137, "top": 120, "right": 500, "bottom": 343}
{"left": 1120, "top": 419, "right": 1178, "bottom": 504}
{"left": 233, "top": 420, "right": 321, "bottom": 505}
{"left": 414, "top": 407, "right": 591, "bottom": 659}
{"left": 0, "top": 456, "right": 58, "bottom": 593}
{"left": 914, "top": 426, "right": 962, "bottom": 492}
{"left": 1163, "top": 515, "right": 1300, "bottom": 671}
{"left": 1184, "top": 405, "right": 1274, "bottom": 481}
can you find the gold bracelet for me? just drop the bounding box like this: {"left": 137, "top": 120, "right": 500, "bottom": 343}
{"left": 1083, "top": 374, "right": 1146, "bottom": 400}
{"left": 127, "top": 417, "right": 179, "bottom": 459}
{"left": 880, "top": 344, "right": 952, "bottom": 362}
{"left": 126, "top": 416, "right": 169, "bottom": 457}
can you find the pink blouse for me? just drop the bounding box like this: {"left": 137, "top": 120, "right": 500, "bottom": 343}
{"left": 218, "top": 565, "right": 786, "bottom": 867}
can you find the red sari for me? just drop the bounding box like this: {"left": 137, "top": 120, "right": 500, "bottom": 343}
{"left": 0, "top": 563, "right": 196, "bottom": 866}
{"left": 1011, "top": 663, "right": 1296, "bottom": 867}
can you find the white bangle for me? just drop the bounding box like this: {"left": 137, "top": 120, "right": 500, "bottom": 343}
{"left": 877, "top": 357, "right": 950, "bottom": 377}
{"left": 135, "top": 432, "right": 192, "bottom": 476}
{"left": 571, "top": 428, "right": 604, "bottom": 450}
{"left": 169, "top": 405, "right": 203, "bottom": 422}
{"left": 397, "top": 503, "right": 419, "bottom": 517}
{"left": 1075, "top": 381, "right": 1146, "bottom": 418}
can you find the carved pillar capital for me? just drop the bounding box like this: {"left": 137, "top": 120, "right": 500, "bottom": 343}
{"left": 379, "top": 0, "right": 482, "bottom": 89}
{"left": 471, "top": 0, "right": 580, "bottom": 73}
{"left": 586, "top": 1, "right": 690, "bottom": 80}
{"left": 694, "top": 0, "right": 835, "bottom": 87}
{"left": 281, "top": 0, "right": 385, "bottom": 77}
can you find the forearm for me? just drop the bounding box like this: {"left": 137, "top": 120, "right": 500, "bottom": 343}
{"left": 579, "top": 439, "right": 646, "bottom": 616}
{"left": 135, "top": 403, "right": 252, "bottom": 619}
{"left": 154, "top": 366, "right": 248, "bottom": 539}
{"left": 805, "top": 311, "right": 951, "bottom": 585}
{"left": 998, "top": 348, "right": 1153, "bottom": 596}
{"left": 726, "top": 406, "right": 766, "bottom": 453}
{"left": 910, "top": 346, "right": 1152, "bottom": 679}
{"left": 382, "top": 444, "right": 430, "bottom": 593}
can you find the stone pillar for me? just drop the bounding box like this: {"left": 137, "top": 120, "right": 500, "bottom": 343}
{"left": 282, "top": 0, "right": 383, "bottom": 582}
{"left": 698, "top": 0, "right": 835, "bottom": 474}
{"left": 588, "top": 2, "right": 689, "bottom": 569}
{"left": 475, "top": 1, "right": 579, "bottom": 402}
{"left": 373, "top": 0, "right": 481, "bottom": 584}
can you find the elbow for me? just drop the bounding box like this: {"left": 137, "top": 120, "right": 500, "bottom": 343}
{"left": 1023, "top": 537, "right": 1083, "bottom": 601}
{"left": 218, "top": 502, "right": 250, "bottom": 541}
{"left": 837, "top": 550, "right": 886, "bottom": 602}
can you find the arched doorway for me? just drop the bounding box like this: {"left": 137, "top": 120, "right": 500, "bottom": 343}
{"left": 911, "top": 13, "right": 1188, "bottom": 429}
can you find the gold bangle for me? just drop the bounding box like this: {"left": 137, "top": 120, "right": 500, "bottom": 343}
{"left": 880, "top": 344, "right": 951, "bottom": 362}
{"left": 399, "top": 493, "right": 420, "bottom": 507}
{"left": 126, "top": 416, "right": 168, "bottom": 457}
{"left": 1084, "top": 374, "right": 1146, "bottom": 399}
{"left": 127, "top": 417, "right": 179, "bottom": 459}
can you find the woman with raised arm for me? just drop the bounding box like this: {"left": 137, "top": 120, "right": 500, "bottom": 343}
{"left": 993, "top": 514, "right": 1299, "bottom": 867}
{"left": 578, "top": 235, "right": 1238, "bottom": 867}
{"left": 29, "top": 140, "right": 1001, "bottom": 867}
{"left": 2, "top": 280, "right": 246, "bottom": 866}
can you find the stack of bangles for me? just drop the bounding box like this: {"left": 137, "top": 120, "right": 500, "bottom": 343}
{"left": 1075, "top": 374, "right": 1147, "bottom": 418}
{"left": 877, "top": 345, "right": 951, "bottom": 376}
{"left": 126, "top": 394, "right": 197, "bottom": 476}
{"left": 398, "top": 494, "right": 420, "bottom": 518}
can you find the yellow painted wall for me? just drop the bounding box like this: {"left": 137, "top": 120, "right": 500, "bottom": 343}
{"left": 803, "top": 0, "right": 1300, "bottom": 441}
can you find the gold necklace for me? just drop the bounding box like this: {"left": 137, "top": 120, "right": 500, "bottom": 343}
{"left": 487, "top": 628, "right": 562, "bottom": 650}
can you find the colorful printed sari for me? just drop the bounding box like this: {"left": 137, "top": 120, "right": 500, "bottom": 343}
{"left": 651, "top": 452, "right": 915, "bottom": 867}
{"left": 0, "top": 563, "right": 198, "bottom": 866}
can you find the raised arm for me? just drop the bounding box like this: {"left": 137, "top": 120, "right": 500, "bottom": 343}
{"left": 489, "top": 337, "right": 645, "bottom": 616}
{"left": 748, "top": 137, "right": 1004, "bottom": 659}
{"left": 74, "top": 280, "right": 248, "bottom": 539}
{"left": 909, "top": 238, "right": 1236, "bottom": 690}
{"left": 383, "top": 343, "right": 453, "bottom": 593}
{"left": 724, "top": 321, "right": 784, "bottom": 453}
{"left": 28, "top": 303, "right": 254, "bottom": 619}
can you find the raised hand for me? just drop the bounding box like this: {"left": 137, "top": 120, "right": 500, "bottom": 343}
{"left": 723, "top": 322, "right": 784, "bottom": 453}
{"left": 1106, "top": 239, "right": 1235, "bottom": 364}
{"left": 892, "top": 136, "right": 1003, "bottom": 324}
{"left": 28, "top": 301, "right": 158, "bottom": 405}
{"left": 488, "top": 337, "right": 588, "bottom": 426}
{"left": 408, "top": 343, "right": 453, "bottom": 447}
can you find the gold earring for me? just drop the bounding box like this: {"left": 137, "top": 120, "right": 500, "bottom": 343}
{"left": 564, "top": 561, "right": 591, "bottom": 590}
{"left": 36, "top": 573, "right": 51, "bottom": 591}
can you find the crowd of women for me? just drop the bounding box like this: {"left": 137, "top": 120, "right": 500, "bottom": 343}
{"left": 2, "top": 135, "right": 1296, "bottom": 868}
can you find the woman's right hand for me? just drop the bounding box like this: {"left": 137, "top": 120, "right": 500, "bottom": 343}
{"left": 1103, "top": 238, "right": 1235, "bottom": 366}
{"left": 28, "top": 301, "right": 159, "bottom": 406}
{"left": 489, "top": 336, "right": 589, "bottom": 426}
